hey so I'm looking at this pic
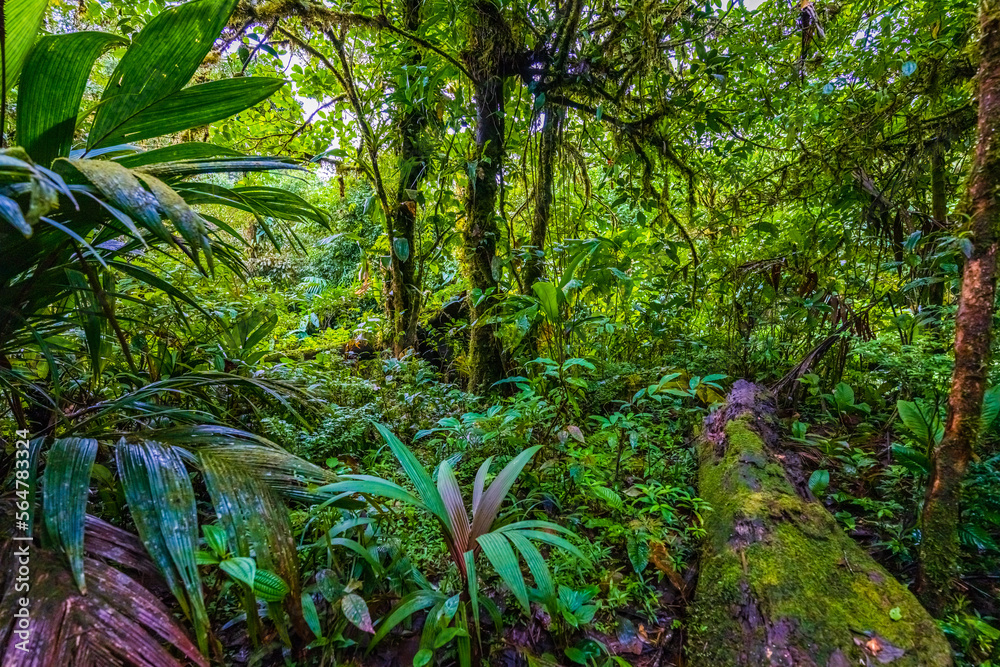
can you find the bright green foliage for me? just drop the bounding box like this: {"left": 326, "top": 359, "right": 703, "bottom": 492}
{"left": 1, "top": 0, "right": 48, "bottom": 94}
{"left": 320, "top": 423, "right": 584, "bottom": 659}
{"left": 16, "top": 31, "right": 126, "bottom": 164}
{"left": 5, "top": 0, "right": 1000, "bottom": 662}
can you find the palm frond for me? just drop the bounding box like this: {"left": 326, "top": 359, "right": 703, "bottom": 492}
{"left": 0, "top": 500, "right": 207, "bottom": 667}
{"left": 116, "top": 439, "right": 209, "bottom": 652}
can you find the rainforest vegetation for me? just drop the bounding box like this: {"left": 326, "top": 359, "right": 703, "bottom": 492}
{"left": 2, "top": 0, "right": 1000, "bottom": 663}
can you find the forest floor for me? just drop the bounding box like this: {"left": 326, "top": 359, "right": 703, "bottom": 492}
{"left": 250, "top": 351, "right": 1000, "bottom": 666}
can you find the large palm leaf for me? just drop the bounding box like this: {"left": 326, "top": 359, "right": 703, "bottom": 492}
{"left": 0, "top": 0, "right": 337, "bottom": 662}
{"left": 22, "top": 425, "right": 341, "bottom": 662}
{"left": 0, "top": 0, "right": 328, "bottom": 362}
{"left": 0, "top": 503, "right": 208, "bottom": 667}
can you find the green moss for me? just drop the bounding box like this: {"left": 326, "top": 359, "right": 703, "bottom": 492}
{"left": 689, "top": 416, "right": 953, "bottom": 666}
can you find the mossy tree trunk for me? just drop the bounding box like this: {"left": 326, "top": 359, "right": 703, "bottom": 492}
{"left": 460, "top": 0, "right": 517, "bottom": 392}
{"left": 689, "top": 381, "right": 952, "bottom": 667}
{"left": 389, "top": 0, "right": 427, "bottom": 355}
{"left": 927, "top": 145, "right": 948, "bottom": 312}
{"left": 519, "top": 103, "right": 563, "bottom": 360}
{"left": 521, "top": 104, "right": 563, "bottom": 292}
{"left": 918, "top": 0, "right": 1000, "bottom": 612}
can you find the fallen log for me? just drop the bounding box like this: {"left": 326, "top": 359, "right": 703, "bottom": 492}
{"left": 687, "top": 380, "right": 952, "bottom": 667}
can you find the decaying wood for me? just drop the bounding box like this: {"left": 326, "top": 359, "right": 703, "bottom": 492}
{"left": 687, "top": 381, "right": 952, "bottom": 667}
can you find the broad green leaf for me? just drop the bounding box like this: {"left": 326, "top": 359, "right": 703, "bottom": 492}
{"left": 373, "top": 422, "right": 452, "bottom": 529}
{"left": 393, "top": 236, "right": 411, "bottom": 262}
{"left": 515, "top": 529, "right": 588, "bottom": 562}
{"left": 626, "top": 534, "right": 649, "bottom": 573}
{"left": 2, "top": 0, "right": 48, "bottom": 94}
{"left": 532, "top": 281, "right": 560, "bottom": 322}
{"left": 559, "top": 243, "right": 598, "bottom": 290}
{"left": 136, "top": 171, "right": 212, "bottom": 269}
{"left": 253, "top": 569, "right": 290, "bottom": 602}
{"left": 153, "top": 424, "right": 333, "bottom": 500}
{"left": 892, "top": 443, "right": 930, "bottom": 475}
{"left": 232, "top": 186, "right": 329, "bottom": 226}
{"left": 302, "top": 593, "right": 323, "bottom": 639}
{"left": 478, "top": 532, "right": 529, "bottom": 613}
{"left": 95, "top": 77, "right": 286, "bottom": 148}
{"left": 368, "top": 590, "right": 444, "bottom": 650}
{"left": 43, "top": 437, "right": 98, "bottom": 593}
{"left": 16, "top": 32, "right": 126, "bottom": 165}
{"left": 114, "top": 142, "right": 241, "bottom": 169}
{"left": 195, "top": 550, "right": 220, "bottom": 565}
{"left": 591, "top": 486, "right": 622, "bottom": 509}
{"left": 341, "top": 593, "right": 375, "bottom": 633}
{"left": 202, "top": 524, "right": 229, "bottom": 558}
{"left": 472, "top": 456, "right": 494, "bottom": 515}
{"left": 982, "top": 385, "right": 1000, "bottom": 432}
{"left": 897, "top": 400, "right": 943, "bottom": 447}
{"left": 59, "top": 159, "right": 170, "bottom": 240}
{"left": 434, "top": 626, "right": 469, "bottom": 649}
{"left": 88, "top": 0, "right": 239, "bottom": 149}
{"left": 494, "top": 520, "right": 577, "bottom": 537}
{"left": 808, "top": 469, "right": 830, "bottom": 496}
{"left": 318, "top": 476, "right": 428, "bottom": 512}
{"left": 832, "top": 382, "right": 854, "bottom": 410}
{"left": 138, "top": 156, "right": 301, "bottom": 179}
{"left": 507, "top": 530, "right": 555, "bottom": 603}
{"left": 220, "top": 556, "right": 256, "bottom": 588}
{"left": 465, "top": 550, "right": 481, "bottom": 645}
{"left": 116, "top": 439, "right": 209, "bottom": 652}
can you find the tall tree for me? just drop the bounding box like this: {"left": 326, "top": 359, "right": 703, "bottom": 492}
{"left": 919, "top": 0, "right": 1000, "bottom": 611}
{"left": 522, "top": 104, "right": 563, "bottom": 291}
{"left": 460, "top": 0, "right": 518, "bottom": 391}
{"left": 389, "top": 0, "right": 428, "bottom": 354}
{"left": 520, "top": 0, "right": 579, "bottom": 294}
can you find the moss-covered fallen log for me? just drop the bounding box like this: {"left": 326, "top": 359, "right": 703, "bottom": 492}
{"left": 687, "top": 380, "right": 952, "bottom": 667}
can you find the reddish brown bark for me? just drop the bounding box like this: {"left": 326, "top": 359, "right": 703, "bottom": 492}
{"left": 918, "top": 0, "right": 1000, "bottom": 611}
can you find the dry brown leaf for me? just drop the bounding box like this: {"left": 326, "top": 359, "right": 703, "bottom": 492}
{"left": 649, "top": 539, "right": 686, "bottom": 591}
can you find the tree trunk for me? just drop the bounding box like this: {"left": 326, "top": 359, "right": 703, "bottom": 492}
{"left": 390, "top": 0, "right": 427, "bottom": 355}
{"left": 460, "top": 0, "right": 515, "bottom": 392}
{"left": 519, "top": 104, "right": 563, "bottom": 359}
{"left": 689, "top": 381, "right": 952, "bottom": 667}
{"left": 522, "top": 104, "right": 563, "bottom": 291}
{"left": 924, "top": 145, "right": 947, "bottom": 314}
{"left": 919, "top": 0, "right": 1000, "bottom": 611}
